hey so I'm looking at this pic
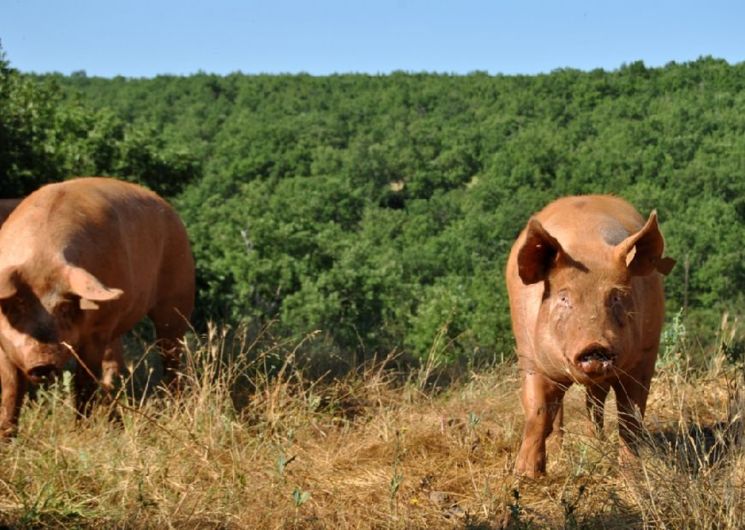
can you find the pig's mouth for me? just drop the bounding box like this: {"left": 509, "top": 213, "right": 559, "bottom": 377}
{"left": 26, "top": 364, "right": 58, "bottom": 384}
{"left": 576, "top": 347, "right": 616, "bottom": 376}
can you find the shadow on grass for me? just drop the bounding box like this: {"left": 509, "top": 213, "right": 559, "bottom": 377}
{"left": 644, "top": 417, "right": 743, "bottom": 473}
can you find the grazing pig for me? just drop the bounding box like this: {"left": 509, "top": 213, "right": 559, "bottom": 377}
{"left": 506, "top": 195, "right": 675, "bottom": 477}
{"left": 0, "top": 199, "right": 21, "bottom": 228}
{"left": 0, "top": 177, "right": 195, "bottom": 436}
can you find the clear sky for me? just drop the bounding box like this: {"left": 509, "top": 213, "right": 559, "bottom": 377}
{"left": 1, "top": 0, "right": 743, "bottom": 77}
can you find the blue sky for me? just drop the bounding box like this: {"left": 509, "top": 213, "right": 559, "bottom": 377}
{"left": 1, "top": 0, "right": 743, "bottom": 77}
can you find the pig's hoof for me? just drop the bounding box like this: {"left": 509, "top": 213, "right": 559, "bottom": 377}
{"left": 513, "top": 459, "right": 546, "bottom": 479}
{"left": 0, "top": 424, "right": 18, "bottom": 439}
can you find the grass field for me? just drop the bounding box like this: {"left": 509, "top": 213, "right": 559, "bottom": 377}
{"left": 0, "top": 323, "right": 743, "bottom": 529}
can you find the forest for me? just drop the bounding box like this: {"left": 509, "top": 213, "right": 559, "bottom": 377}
{"left": 3, "top": 47, "right": 745, "bottom": 367}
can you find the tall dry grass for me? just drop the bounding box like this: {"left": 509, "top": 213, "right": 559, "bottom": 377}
{"left": 0, "top": 322, "right": 743, "bottom": 528}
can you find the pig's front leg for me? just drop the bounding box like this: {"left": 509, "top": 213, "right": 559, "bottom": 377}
{"left": 515, "top": 371, "right": 568, "bottom": 478}
{"left": 0, "top": 349, "right": 26, "bottom": 437}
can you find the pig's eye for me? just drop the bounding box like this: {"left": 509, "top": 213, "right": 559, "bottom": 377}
{"left": 557, "top": 291, "right": 571, "bottom": 308}
{"left": 609, "top": 290, "right": 628, "bottom": 306}
{"left": 609, "top": 290, "right": 629, "bottom": 325}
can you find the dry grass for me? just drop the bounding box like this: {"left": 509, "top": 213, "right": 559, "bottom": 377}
{"left": 0, "top": 325, "right": 743, "bottom": 528}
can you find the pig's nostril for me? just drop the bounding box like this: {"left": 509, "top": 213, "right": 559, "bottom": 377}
{"left": 27, "top": 365, "right": 56, "bottom": 382}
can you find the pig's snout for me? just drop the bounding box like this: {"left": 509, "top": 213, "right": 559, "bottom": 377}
{"left": 575, "top": 344, "right": 616, "bottom": 376}
{"left": 26, "top": 364, "right": 58, "bottom": 384}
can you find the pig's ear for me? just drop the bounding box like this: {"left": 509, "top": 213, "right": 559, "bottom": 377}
{"left": 0, "top": 267, "right": 17, "bottom": 299}
{"left": 517, "top": 219, "right": 564, "bottom": 284}
{"left": 616, "top": 211, "right": 676, "bottom": 276}
{"left": 66, "top": 266, "right": 123, "bottom": 309}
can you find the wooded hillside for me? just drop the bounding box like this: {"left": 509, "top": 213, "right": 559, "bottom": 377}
{"left": 4, "top": 48, "right": 745, "bottom": 365}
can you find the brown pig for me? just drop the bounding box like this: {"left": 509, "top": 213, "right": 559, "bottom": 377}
{"left": 0, "top": 199, "right": 21, "bottom": 228}
{"left": 505, "top": 195, "right": 675, "bottom": 477}
{"left": 0, "top": 177, "right": 195, "bottom": 435}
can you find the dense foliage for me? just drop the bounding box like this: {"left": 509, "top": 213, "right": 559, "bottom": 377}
{"left": 0, "top": 52, "right": 199, "bottom": 198}
{"left": 4, "top": 46, "right": 745, "bottom": 364}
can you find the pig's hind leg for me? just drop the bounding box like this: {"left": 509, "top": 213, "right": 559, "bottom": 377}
{"left": 585, "top": 381, "right": 611, "bottom": 438}
{"left": 149, "top": 297, "right": 192, "bottom": 390}
{"left": 613, "top": 369, "right": 653, "bottom": 460}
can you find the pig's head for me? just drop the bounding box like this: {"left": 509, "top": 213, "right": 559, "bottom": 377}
{"left": 0, "top": 263, "right": 123, "bottom": 383}
{"left": 517, "top": 211, "right": 675, "bottom": 383}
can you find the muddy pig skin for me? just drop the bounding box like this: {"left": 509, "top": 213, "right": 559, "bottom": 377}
{"left": 0, "top": 177, "right": 195, "bottom": 435}
{"left": 505, "top": 195, "right": 675, "bottom": 477}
